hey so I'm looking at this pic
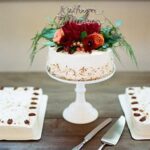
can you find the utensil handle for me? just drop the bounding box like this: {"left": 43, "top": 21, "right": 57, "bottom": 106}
{"left": 98, "top": 143, "right": 106, "bottom": 150}
{"left": 72, "top": 141, "right": 86, "bottom": 150}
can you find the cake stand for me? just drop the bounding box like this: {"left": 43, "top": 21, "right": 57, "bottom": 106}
{"left": 46, "top": 67, "right": 115, "bottom": 124}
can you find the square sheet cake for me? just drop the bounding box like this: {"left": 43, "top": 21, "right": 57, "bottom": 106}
{"left": 0, "top": 86, "right": 44, "bottom": 140}
{"left": 126, "top": 87, "right": 150, "bottom": 136}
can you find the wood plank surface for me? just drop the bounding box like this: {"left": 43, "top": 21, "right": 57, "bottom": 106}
{"left": 0, "top": 72, "right": 150, "bottom": 150}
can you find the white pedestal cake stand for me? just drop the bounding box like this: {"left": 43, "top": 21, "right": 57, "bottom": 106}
{"left": 46, "top": 68, "right": 115, "bottom": 124}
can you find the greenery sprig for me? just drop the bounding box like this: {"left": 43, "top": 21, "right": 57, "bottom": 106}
{"left": 30, "top": 27, "right": 56, "bottom": 64}
{"left": 100, "top": 15, "right": 137, "bottom": 65}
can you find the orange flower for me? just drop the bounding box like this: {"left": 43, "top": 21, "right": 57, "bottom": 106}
{"left": 82, "top": 33, "right": 104, "bottom": 52}
{"left": 53, "top": 28, "right": 64, "bottom": 44}
{"left": 92, "top": 33, "right": 104, "bottom": 48}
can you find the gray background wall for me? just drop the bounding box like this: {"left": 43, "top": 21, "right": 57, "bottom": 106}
{"left": 0, "top": 1, "right": 150, "bottom": 72}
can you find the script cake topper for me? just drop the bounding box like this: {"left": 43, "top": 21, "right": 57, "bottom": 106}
{"left": 56, "top": 4, "right": 101, "bottom": 24}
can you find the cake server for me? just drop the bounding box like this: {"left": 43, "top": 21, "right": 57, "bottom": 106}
{"left": 72, "top": 118, "right": 112, "bottom": 150}
{"left": 98, "top": 115, "right": 125, "bottom": 150}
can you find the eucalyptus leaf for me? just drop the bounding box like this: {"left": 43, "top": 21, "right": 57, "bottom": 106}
{"left": 115, "top": 19, "right": 123, "bottom": 27}
{"left": 41, "top": 28, "right": 56, "bottom": 39}
{"left": 43, "top": 41, "right": 56, "bottom": 47}
{"left": 103, "top": 44, "right": 109, "bottom": 49}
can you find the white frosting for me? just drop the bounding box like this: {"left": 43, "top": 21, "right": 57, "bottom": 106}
{"left": 126, "top": 87, "right": 150, "bottom": 136}
{"left": 0, "top": 87, "right": 42, "bottom": 127}
{"left": 47, "top": 47, "right": 115, "bottom": 81}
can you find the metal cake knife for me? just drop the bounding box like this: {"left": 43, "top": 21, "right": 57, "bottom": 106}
{"left": 98, "top": 116, "right": 126, "bottom": 150}
{"left": 72, "top": 118, "right": 112, "bottom": 150}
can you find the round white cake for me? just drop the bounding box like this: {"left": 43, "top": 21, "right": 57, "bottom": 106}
{"left": 46, "top": 47, "right": 115, "bottom": 81}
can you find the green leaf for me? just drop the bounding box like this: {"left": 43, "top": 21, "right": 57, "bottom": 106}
{"left": 41, "top": 28, "right": 56, "bottom": 39}
{"left": 57, "top": 46, "right": 63, "bottom": 52}
{"left": 119, "top": 38, "right": 138, "bottom": 66}
{"left": 115, "top": 19, "right": 123, "bottom": 27}
{"left": 43, "top": 41, "right": 56, "bottom": 47}
{"left": 80, "top": 31, "right": 87, "bottom": 39}
{"left": 96, "top": 47, "right": 107, "bottom": 51}
{"left": 102, "top": 43, "right": 109, "bottom": 49}
{"left": 69, "top": 47, "right": 76, "bottom": 54}
{"left": 111, "top": 47, "right": 121, "bottom": 62}
{"left": 30, "top": 33, "right": 42, "bottom": 65}
{"left": 47, "top": 17, "right": 59, "bottom": 28}
{"left": 39, "top": 41, "right": 56, "bottom": 50}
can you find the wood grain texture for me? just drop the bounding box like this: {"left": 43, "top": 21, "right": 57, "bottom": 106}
{"left": 0, "top": 72, "right": 150, "bottom": 149}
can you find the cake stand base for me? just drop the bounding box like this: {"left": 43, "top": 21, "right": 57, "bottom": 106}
{"left": 63, "top": 83, "right": 98, "bottom": 124}
{"left": 63, "top": 101, "right": 98, "bottom": 124}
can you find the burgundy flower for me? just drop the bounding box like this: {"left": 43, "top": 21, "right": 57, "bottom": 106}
{"left": 61, "top": 21, "right": 101, "bottom": 43}
{"left": 59, "top": 35, "right": 72, "bottom": 47}
{"left": 59, "top": 21, "right": 101, "bottom": 53}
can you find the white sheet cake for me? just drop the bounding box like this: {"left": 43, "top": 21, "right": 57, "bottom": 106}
{"left": 126, "top": 87, "right": 150, "bottom": 136}
{"left": 0, "top": 86, "right": 43, "bottom": 140}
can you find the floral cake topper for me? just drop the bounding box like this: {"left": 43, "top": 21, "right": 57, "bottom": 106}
{"left": 31, "top": 5, "right": 137, "bottom": 65}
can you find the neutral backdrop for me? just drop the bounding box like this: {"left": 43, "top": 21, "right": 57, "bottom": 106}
{"left": 0, "top": 0, "right": 150, "bottom": 72}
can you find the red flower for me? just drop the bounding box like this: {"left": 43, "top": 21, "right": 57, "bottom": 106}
{"left": 60, "top": 21, "right": 101, "bottom": 44}
{"left": 82, "top": 33, "right": 104, "bottom": 52}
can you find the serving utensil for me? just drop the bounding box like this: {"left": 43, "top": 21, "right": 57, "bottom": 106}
{"left": 98, "top": 116, "right": 125, "bottom": 150}
{"left": 72, "top": 118, "right": 112, "bottom": 150}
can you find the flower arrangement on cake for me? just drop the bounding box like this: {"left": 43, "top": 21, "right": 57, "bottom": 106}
{"left": 30, "top": 5, "right": 137, "bottom": 65}
{"left": 30, "top": 5, "right": 137, "bottom": 81}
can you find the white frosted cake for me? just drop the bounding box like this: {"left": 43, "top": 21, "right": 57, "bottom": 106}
{"left": 126, "top": 87, "right": 150, "bottom": 136}
{"left": 47, "top": 47, "right": 115, "bottom": 81}
{"left": 0, "top": 86, "right": 44, "bottom": 140}
{"left": 31, "top": 6, "right": 136, "bottom": 81}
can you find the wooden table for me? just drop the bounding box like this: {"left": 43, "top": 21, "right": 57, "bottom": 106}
{"left": 0, "top": 72, "right": 150, "bottom": 150}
